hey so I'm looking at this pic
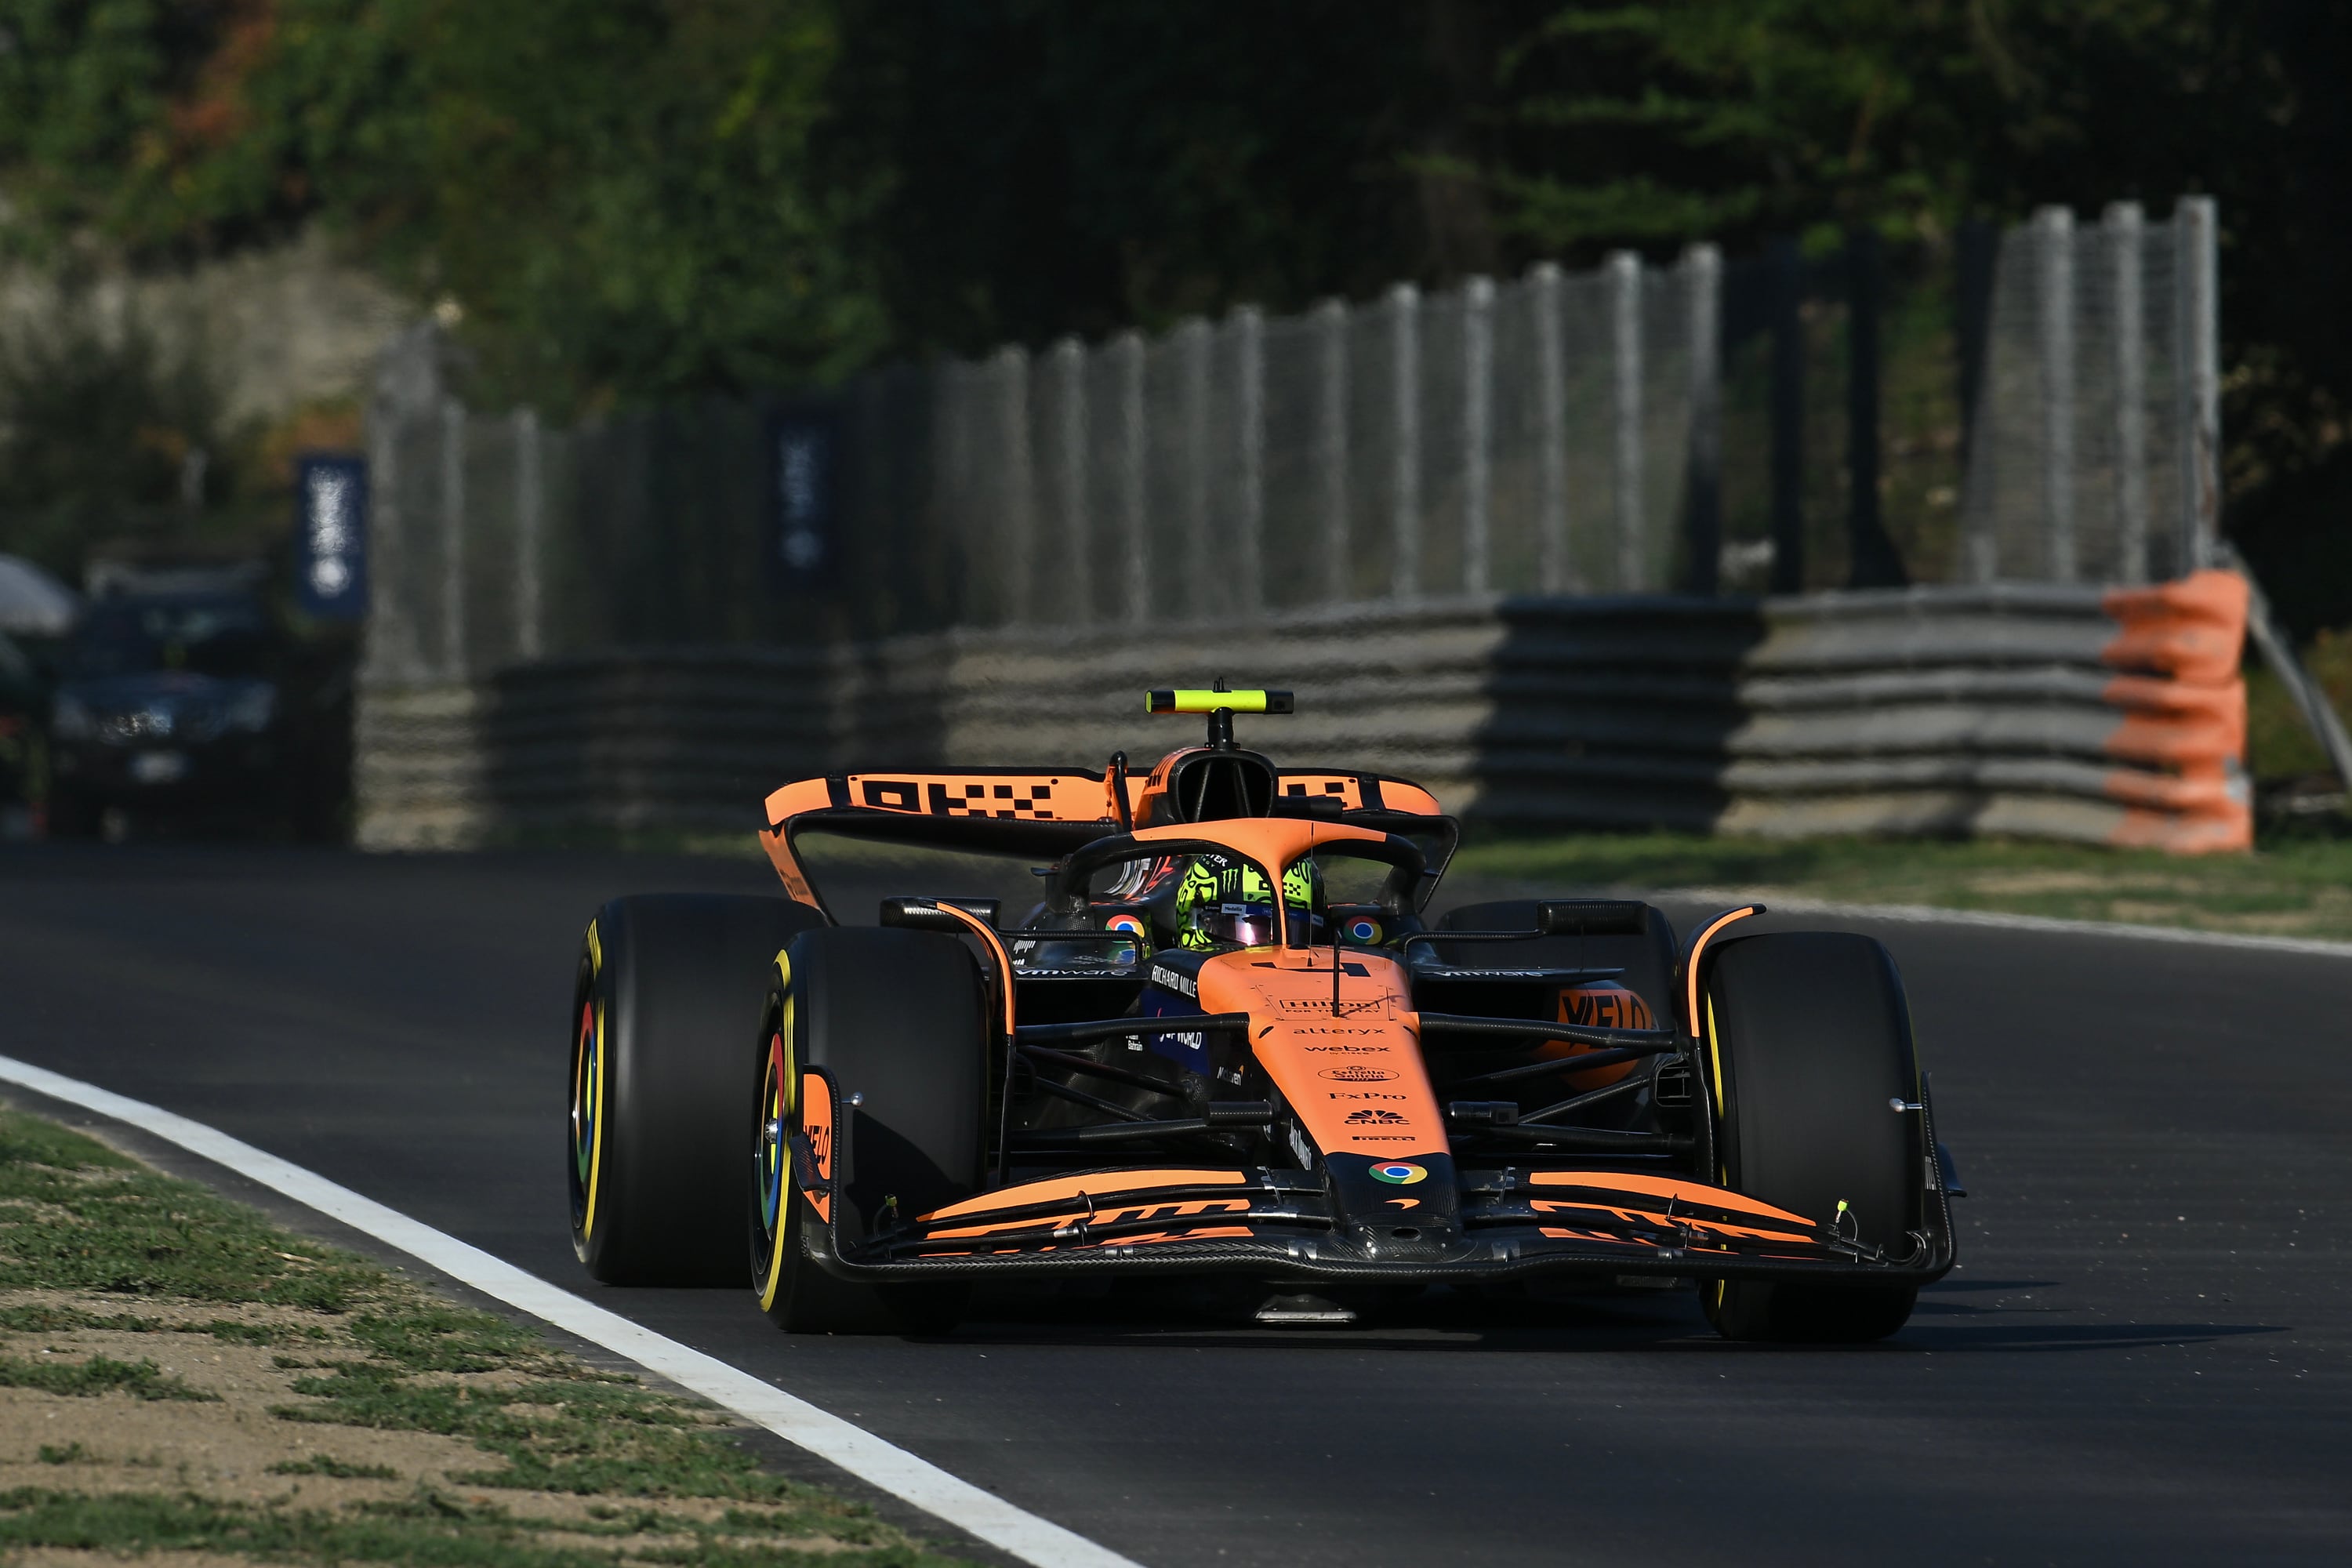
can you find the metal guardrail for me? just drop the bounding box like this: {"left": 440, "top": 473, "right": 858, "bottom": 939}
{"left": 358, "top": 575, "right": 2251, "bottom": 854}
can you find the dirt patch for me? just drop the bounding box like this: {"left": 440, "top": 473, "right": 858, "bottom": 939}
{"left": 0, "top": 1104, "right": 972, "bottom": 1567}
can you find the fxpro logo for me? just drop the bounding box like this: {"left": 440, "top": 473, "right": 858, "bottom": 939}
{"left": 1327, "top": 1091, "right": 1409, "bottom": 1101}
{"left": 1148, "top": 965, "right": 1197, "bottom": 998}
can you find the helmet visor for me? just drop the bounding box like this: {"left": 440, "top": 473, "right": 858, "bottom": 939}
{"left": 1193, "top": 902, "right": 1323, "bottom": 949}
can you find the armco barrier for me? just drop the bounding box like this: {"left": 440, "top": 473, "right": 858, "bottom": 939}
{"left": 1717, "top": 570, "right": 2249, "bottom": 851}
{"left": 355, "top": 576, "right": 2249, "bottom": 853}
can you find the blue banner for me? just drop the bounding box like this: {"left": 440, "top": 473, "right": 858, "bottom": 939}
{"left": 294, "top": 452, "right": 369, "bottom": 620}
{"left": 767, "top": 408, "right": 840, "bottom": 590}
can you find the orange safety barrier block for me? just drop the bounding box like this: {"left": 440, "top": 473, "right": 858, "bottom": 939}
{"left": 2098, "top": 568, "right": 2251, "bottom": 853}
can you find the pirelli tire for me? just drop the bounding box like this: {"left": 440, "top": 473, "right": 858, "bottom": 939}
{"left": 568, "top": 894, "right": 826, "bottom": 1285}
{"left": 1699, "top": 931, "right": 1926, "bottom": 1343}
{"left": 750, "top": 927, "right": 988, "bottom": 1335}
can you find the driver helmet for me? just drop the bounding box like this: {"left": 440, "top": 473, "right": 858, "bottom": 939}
{"left": 1174, "top": 855, "right": 1320, "bottom": 951}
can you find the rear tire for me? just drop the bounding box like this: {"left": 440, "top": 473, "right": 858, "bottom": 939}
{"left": 1698, "top": 931, "right": 1924, "bottom": 1344}
{"left": 568, "top": 894, "right": 826, "bottom": 1284}
{"left": 750, "top": 927, "right": 987, "bottom": 1334}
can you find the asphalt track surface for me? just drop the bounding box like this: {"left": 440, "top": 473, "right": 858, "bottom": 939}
{"left": 2, "top": 844, "right": 2348, "bottom": 1566}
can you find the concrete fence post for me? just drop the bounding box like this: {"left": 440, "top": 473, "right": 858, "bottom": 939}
{"left": 1052, "top": 336, "right": 1089, "bottom": 625}
{"left": 2104, "top": 201, "right": 2151, "bottom": 584}
{"left": 1178, "top": 317, "right": 1212, "bottom": 618}
{"left": 508, "top": 408, "right": 539, "bottom": 658}
{"left": 1681, "top": 244, "right": 1723, "bottom": 594}
{"left": 1461, "top": 275, "right": 1494, "bottom": 595}
{"left": 1235, "top": 306, "right": 1265, "bottom": 615}
{"left": 2174, "top": 195, "right": 2221, "bottom": 572}
{"left": 439, "top": 397, "right": 467, "bottom": 680}
{"left": 364, "top": 404, "right": 406, "bottom": 683}
{"left": 993, "top": 345, "right": 1034, "bottom": 626}
{"left": 1609, "top": 249, "right": 1646, "bottom": 590}
{"left": 1767, "top": 238, "right": 1806, "bottom": 591}
{"left": 2035, "top": 205, "right": 2078, "bottom": 583}
{"left": 1115, "top": 331, "right": 1149, "bottom": 624}
{"left": 514, "top": 407, "right": 543, "bottom": 659}
{"left": 1955, "top": 219, "right": 1998, "bottom": 585}
{"left": 1314, "top": 299, "right": 1349, "bottom": 605}
{"left": 1388, "top": 282, "right": 1421, "bottom": 599}
{"left": 1529, "top": 262, "right": 1571, "bottom": 593}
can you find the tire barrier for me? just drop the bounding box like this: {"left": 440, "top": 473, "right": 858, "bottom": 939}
{"left": 356, "top": 575, "right": 2250, "bottom": 854}
{"left": 1717, "top": 569, "right": 2250, "bottom": 852}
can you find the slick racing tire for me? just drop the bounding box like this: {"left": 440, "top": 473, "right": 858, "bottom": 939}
{"left": 1698, "top": 931, "right": 1925, "bottom": 1343}
{"left": 568, "top": 894, "right": 826, "bottom": 1285}
{"left": 750, "top": 927, "right": 987, "bottom": 1335}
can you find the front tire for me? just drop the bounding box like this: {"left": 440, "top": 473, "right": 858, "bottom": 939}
{"left": 568, "top": 894, "right": 826, "bottom": 1284}
{"left": 1698, "top": 931, "right": 1925, "bottom": 1343}
{"left": 750, "top": 927, "right": 988, "bottom": 1334}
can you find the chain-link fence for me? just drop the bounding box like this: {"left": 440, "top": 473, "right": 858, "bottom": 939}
{"left": 363, "top": 199, "right": 2220, "bottom": 684}
{"left": 1961, "top": 200, "right": 2217, "bottom": 586}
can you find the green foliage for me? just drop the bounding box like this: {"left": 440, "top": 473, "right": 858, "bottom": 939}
{"left": 0, "top": 285, "right": 251, "bottom": 578}
{"left": 4, "top": 2, "right": 2352, "bottom": 622}
{"left": 0, "top": 1352, "right": 214, "bottom": 1400}
{"left": 2247, "top": 630, "right": 2352, "bottom": 780}
{"left": 1485, "top": 1, "right": 2254, "bottom": 253}
{"left": 269, "top": 1454, "right": 400, "bottom": 1479}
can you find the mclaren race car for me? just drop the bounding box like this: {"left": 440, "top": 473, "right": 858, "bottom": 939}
{"left": 567, "top": 689, "right": 1958, "bottom": 1341}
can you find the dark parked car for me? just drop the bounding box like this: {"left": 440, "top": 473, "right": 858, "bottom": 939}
{"left": 47, "top": 593, "right": 303, "bottom": 837}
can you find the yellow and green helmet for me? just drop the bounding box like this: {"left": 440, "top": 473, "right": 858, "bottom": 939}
{"left": 1174, "top": 855, "right": 1320, "bottom": 950}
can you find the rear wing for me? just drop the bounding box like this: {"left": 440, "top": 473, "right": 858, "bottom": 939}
{"left": 758, "top": 766, "right": 1449, "bottom": 918}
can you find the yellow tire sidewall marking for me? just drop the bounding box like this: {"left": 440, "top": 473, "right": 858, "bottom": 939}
{"left": 579, "top": 920, "right": 607, "bottom": 1245}
{"left": 757, "top": 955, "right": 797, "bottom": 1312}
{"left": 583, "top": 998, "right": 609, "bottom": 1241}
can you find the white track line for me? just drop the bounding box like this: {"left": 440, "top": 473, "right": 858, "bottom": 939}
{"left": 1659, "top": 889, "right": 2352, "bottom": 960}
{"left": 0, "top": 1053, "right": 1142, "bottom": 1568}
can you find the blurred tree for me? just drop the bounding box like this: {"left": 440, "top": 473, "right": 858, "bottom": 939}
{"left": 1483, "top": 0, "right": 2352, "bottom": 633}
{"left": 2, "top": 0, "right": 2350, "bottom": 626}
{"left": 826, "top": 0, "right": 1526, "bottom": 355}
{"left": 0, "top": 287, "right": 237, "bottom": 578}
{"left": 0, "top": 0, "right": 887, "bottom": 411}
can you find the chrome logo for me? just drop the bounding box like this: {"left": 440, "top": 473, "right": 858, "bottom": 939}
{"left": 1105, "top": 913, "right": 1146, "bottom": 935}
{"left": 1345, "top": 917, "right": 1381, "bottom": 943}
{"left": 1370, "top": 1162, "right": 1427, "bottom": 1185}
{"left": 1319, "top": 1065, "right": 1398, "bottom": 1082}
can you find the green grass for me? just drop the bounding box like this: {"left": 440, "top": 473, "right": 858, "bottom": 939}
{"left": 1452, "top": 829, "right": 2352, "bottom": 941}
{"left": 0, "top": 1105, "right": 978, "bottom": 1567}
{"left": 0, "top": 1351, "right": 214, "bottom": 1401}
{"left": 0, "top": 1486, "right": 968, "bottom": 1568}
{"left": 2248, "top": 629, "right": 2352, "bottom": 782}
{"left": 270, "top": 1454, "right": 401, "bottom": 1479}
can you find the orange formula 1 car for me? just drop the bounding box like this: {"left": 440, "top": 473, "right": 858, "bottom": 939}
{"left": 566, "top": 690, "right": 1960, "bottom": 1341}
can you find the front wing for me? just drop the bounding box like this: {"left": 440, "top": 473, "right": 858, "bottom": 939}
{"left": 789, "top": 1072, "right": 1957, "bottom": 1290}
